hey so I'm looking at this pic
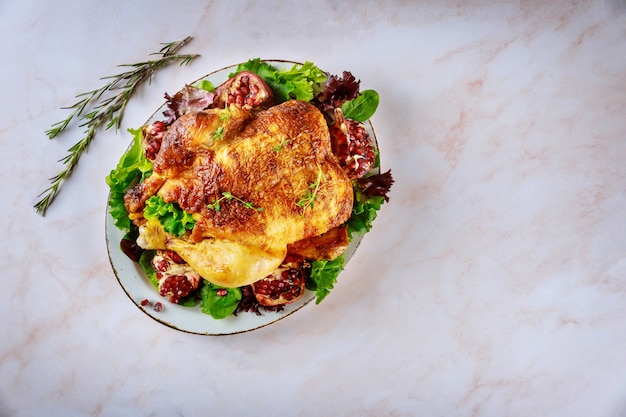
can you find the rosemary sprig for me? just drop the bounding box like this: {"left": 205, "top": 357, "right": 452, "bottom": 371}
{"left": 207, "top": 191, "right": 264, "bottom": 212}
{"left": 34, "top": 36, "right": 199, "bottom": 216}
{"left": 296, "top": 165, "right": 326, "bottom": 213}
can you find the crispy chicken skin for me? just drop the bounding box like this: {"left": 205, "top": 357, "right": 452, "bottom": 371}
{"left": 125, "top": 100, "right": 353, "bottom": 287}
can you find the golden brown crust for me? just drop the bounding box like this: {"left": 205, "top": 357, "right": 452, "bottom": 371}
{"left": 126, "top": 100, "right": 353, "bottom": 287}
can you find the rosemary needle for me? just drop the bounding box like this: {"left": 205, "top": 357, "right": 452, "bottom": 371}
{"left": 35, "top": 36, "right": 199, "bottom": 216}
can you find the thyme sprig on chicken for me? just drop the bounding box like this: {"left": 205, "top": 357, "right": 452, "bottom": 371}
{"left": 207, "top": 191, "right": 264, "bottom": 212}
{"left": 35, "top": 37, "right": 199, "bottom": 216}
{"left": 296, "top": 165, "right": 326, "bottom": 213}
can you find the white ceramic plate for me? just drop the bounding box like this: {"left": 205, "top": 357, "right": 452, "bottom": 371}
{"left": 106, "top": 60, "right": 377, "bottom": 335}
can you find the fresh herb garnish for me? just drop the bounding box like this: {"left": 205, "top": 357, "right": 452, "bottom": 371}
{"left": 272, "top": 138, "right": 292, "bottom": 152}
{"left": 207, "top": 191, "right": 264, "bottom": 212}
{"left": 211, "top": 125, "right": 225, "bottom": 141}
{"left": 296, "top": 165, "right": 325, "bottom": 213}
{"left": 35, "top": 37, "right": 199, "bottom": 216}
{"left": 218, "top": 108, "right": 232, "bottom": 122}
{"left": 210, "top": 108, "right": 232, "bottom": 142}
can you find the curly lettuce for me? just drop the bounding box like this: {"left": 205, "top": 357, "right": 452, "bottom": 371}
{"left": 106, "top": 127, "right": 153, "bottom": 232}
{"left": 347, "top": 170, "right": 394, "bottom": 239}
{"left": 143, "top": 195, "right": 196, "bottom": 238}
{"left": 347, "top": 195, "right": 385, "bottom": 239}
{"left": 230, "top": 58, "right": 327, "bottom": 103}
{"left": 307, "top": 256, "right": 345, "bottom": 304}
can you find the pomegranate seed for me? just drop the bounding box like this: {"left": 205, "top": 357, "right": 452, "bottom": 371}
{"left": 153, "top": 302, "right": 163, "bottom": 312}
{"left": 140, "top": 299, "right": 150, "bottom": 306}
{"left": 159, "top": 274, "right": 193, "bottom": 304}
{"left": 167, "top": 251, "right": 185, "bottom": 264}
{"left": 154, "top": 259, "right": 169, "bottom": 273}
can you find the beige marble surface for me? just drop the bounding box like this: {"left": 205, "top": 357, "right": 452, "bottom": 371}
{"left": 2, "top": 0, "right": 626, "bottom": 415}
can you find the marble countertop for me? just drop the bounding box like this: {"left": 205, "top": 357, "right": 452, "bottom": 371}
{"left": 3, "top": 0, "right": 626, "bottom": 415}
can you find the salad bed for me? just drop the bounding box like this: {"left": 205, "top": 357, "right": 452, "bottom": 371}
{"left": 106, "top": 58, "right": 393, "bottom": 325}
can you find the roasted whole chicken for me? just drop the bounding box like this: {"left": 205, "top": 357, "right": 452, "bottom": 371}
{"left": 108, "top": 62, "right": 391, "bottom": 313}
{"left": 124, "top": 100, "right": 353, "bottom": 288}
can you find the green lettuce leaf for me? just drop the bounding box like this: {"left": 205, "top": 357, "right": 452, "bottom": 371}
{"left": 347, "top": 193, "right": 385, "bottom": 239}
{"left": 200, "top": 282, "right": 242, "bottom": 319}
{"left": 106, "top": 127, "right": 153, "bottom": 232}
{"left": 341, "top": 89, "right": 380, "bottom": 122}
{"left": 307, "top": 256, "right": 345, "bottom": 304}
{"left": 143, "top": 195, "right": 196, "bottom": 237}
{"left": 138, "top": 250, "right": 158, "bottom": 289}
{"left": 195, "top": 79, "right": 215, "bottom": 92}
